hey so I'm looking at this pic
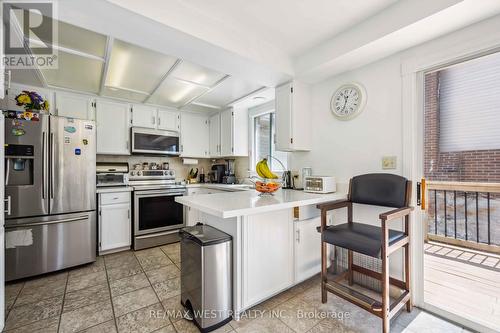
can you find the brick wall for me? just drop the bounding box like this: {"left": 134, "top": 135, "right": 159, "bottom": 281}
{"left": 424, "top": 72, "right": 500, "bottom": 182}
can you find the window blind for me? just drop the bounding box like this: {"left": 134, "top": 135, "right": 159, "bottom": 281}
{"left": 439, "top": 52, "right": 500, "bottom": 152}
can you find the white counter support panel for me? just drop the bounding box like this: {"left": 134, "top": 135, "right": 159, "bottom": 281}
{"left": 176, "top": 189, "right": 346, "bottom": 318}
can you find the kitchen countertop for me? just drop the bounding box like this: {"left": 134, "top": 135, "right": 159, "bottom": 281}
{"left": 96, "top": 186, "right": 133, "bottom": 194}
{"left": 186, "top": 183, "right": 252, "bottom": 191}
{"left": 176, "top": 189, "right": 346, "bottom": 218}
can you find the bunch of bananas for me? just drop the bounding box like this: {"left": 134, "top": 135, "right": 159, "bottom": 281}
{"left": 256, "top": 158, "right": 279, "bottom": 179}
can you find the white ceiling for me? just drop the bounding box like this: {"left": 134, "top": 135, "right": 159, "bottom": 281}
{"left": 11, "top": 0, "right": 500, "bottom": 105}
{"left": 9, "top": 10, "right": 269, "bottom": 112}
{"left": 107, "top": 0, "right": 398, "bottom": 57}
{"left": 106, "top": 0, "right": 500, "bottom": 83}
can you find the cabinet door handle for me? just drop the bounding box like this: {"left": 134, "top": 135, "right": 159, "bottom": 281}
{"left": 4, "top": 196, "right": 11, "bottom": 216}
{"left": 5, "top": 70, "right": 11, "bottom": 89}
{"left": 296, "top": 229, "right": 300, "bottom": 243}
{"left": 158, "top": 117, "right": 161, "bottom": 126}
{"left": 152, "top": 116, "right": 156, "bottom": 125}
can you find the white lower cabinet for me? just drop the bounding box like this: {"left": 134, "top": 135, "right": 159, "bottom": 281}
{"left": 243, "top": 209, "right": 294, "bottom": 308}
{"left": 98, "top": 191, "right": 131, "bottom": 254}
{"left": 294, "top": 216, "right": 322, "bottom": 283}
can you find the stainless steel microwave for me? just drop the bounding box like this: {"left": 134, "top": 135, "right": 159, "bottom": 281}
{"left": 131, "top": 127, "right": 180, "bottom": 155}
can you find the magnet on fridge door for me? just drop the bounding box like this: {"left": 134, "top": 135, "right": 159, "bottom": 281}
{"left": 75, "top": 148, "right": 81, "bottom": 155}
{"left": 64, "top": 126, "right": 76, "bottom": 134}
{"left": 12, "top": 128, "right": 25, "bottom": 136}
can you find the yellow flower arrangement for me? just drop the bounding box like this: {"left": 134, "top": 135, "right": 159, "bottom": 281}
{"left": 15, "top": 90, "right": 49, "bottom": 111}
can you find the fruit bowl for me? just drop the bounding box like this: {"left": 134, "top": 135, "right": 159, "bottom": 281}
{"left": 252, "top": 156, "right": 286, "bottom": 195}
{"left": 254, "top": 180, "right": 281, "bottom": 195}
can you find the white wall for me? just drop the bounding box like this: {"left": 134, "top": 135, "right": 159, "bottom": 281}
{"left": 289, "top": 13, "right": 500, "bottom": 280}
{"left": 290, "top": 54, "right": 403, "bottom": 183}
{"left": 290, "top": 13, "right": 500, "bottom": 183}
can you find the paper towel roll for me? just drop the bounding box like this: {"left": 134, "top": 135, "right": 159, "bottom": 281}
{"left": 182, "top": 158, "right": 199, "bottom": 165}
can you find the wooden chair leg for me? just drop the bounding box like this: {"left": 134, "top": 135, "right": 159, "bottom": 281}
{"left": 382, "top": 254, "right": 390, "bottom": 333}
{"left": 404, "top": 243, "right": 412, "bottom": 312}
{"left": 347, "top": 250, "right": 354, "bottom": 286}
{"left": 382, "top": 223, "right": 390, "bottom": 333}
{"left": 321, "top": 240, "right": 327, "bottom": 303}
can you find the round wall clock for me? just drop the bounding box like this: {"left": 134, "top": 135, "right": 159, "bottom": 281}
{"left": 330, "top": 83, "right": 367, "bottom": 120}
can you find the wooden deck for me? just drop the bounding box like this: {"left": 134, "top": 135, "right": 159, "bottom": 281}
{"left": 424, "top": 241, "right": 500, "bottom": 331}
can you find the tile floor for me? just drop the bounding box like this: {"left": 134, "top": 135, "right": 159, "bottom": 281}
{"left": 4, "top": 242, "right": 471, "bottom": 333}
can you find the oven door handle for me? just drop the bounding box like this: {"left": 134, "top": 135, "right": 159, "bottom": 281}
{"left": 135, "top": 191, "right": 185, "bottom": 197}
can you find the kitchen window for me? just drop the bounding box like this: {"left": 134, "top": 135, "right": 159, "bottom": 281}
{"left": 250, "top": 104, "right": 288, "bottom": 173}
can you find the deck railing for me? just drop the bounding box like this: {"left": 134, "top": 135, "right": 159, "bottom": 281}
{"left": 425, "top": 181, "right": 500, "bottom": 254}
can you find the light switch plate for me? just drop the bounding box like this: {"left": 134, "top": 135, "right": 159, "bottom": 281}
{"left": 382, "top": 156, "right": 397, "bottom": 169}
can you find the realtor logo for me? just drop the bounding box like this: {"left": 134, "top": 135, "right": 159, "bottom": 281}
{"left": 2, "top": 1, "right": 58, "bottom": 69}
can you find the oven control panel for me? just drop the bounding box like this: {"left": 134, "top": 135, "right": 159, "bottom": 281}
{"left": 129, "top": 169, "right": 175, "bottom": 180}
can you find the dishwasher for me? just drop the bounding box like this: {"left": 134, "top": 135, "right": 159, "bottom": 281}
{"left": 180, "top": 224, "right": 232, "bottom": 332}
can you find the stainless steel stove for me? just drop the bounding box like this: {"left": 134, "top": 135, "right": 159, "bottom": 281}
{"left": 129, "top": 169, "right": 187, "bottom": 250}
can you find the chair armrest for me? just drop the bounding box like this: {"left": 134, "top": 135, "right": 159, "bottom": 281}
{"left": 379, "top": 207, "right": 414, "bottom": 222}
{"left": 316, "top": 200, "right": 350, "bottom": 212}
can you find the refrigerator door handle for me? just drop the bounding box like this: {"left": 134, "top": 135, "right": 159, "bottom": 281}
{"left": 42, "top": 131, "right": 46, "bottom": 199}
{"left": 5, "top": 215, "right": 89, "bottom": 229}
{"left": 50, "top": 132, "right": 55, "bottom": 199}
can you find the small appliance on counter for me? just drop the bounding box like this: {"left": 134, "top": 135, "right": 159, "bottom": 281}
{"left": 282, "top": 170, "right": 293, "bottom": 189}
{"left": 199, "top": 167, "right": 205, "bottom": 183}
{"left": 96, "top": 162, "right": 129, "bottom": 187}
{"left": 210, "top": 163, "right": 226, "bottom": 183}
{"left": 303, "top": 176, "right": 336, "bottom": 193}
{"left": 222, "top": 159, "right": 236, "bottom": 184}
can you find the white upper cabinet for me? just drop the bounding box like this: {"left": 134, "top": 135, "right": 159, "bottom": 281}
{"left": 158, "top": 108, "right": 180, "bottom": 131}
{"left": 275, "top": 81, "right": 311, "bottom": 151}
{"left": 131, "top": 105, "right": 179, "bottom": 131}
{"left": 96, "top": 99, "right": 131, "bottom": 155}
{"left": 220, "top": 109, "right": 233, "bottom": 156}
{"left": 209, "top": 113, "right": 221, "bottom": 157}
{"left": 180, "top": 113, "right": 209, "bottom": 158}
{"left": 55, "top": 91, "right": 95, "bottom": 120}
{"left": 131, "top": 104, "right": 157, "bottom": 129}
{"left": 220, "top": 107, "right": 248, "bottom": 157}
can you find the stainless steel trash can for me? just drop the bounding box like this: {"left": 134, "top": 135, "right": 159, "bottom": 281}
{"left": 180, "top": 224, "right": 232, "bottom": 332}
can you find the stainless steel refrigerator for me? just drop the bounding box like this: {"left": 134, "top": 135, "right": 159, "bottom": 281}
{"left": 4, "top": 114, "right": 96, "bottom": 281}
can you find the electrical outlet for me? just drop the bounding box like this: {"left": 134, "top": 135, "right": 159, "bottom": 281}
{"left": 382, "top": 156, "right": 397, "bottom": 170}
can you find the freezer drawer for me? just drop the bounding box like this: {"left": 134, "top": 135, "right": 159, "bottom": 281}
{"left": 5, "top": 211, "right": 96, "bottom": 281}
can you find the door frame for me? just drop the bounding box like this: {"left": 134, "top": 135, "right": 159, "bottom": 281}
{"left": 402, "top": 35, "right": 500, "bottom": 332}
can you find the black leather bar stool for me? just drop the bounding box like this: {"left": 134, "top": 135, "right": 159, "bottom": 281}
{"left": 316, "top": 173, "right": 413, "bottom": 333}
